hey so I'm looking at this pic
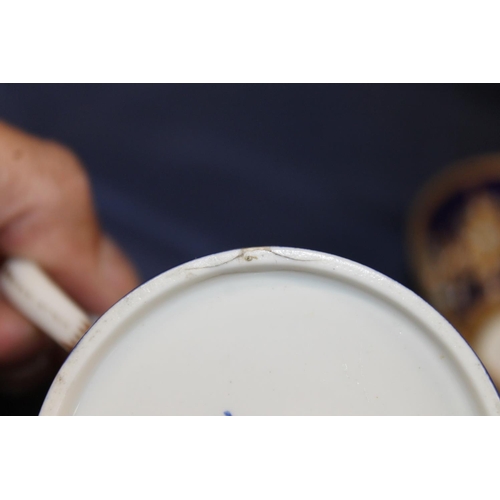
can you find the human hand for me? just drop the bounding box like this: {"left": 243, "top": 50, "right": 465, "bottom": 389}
{"left": 0, "top": 121, "right": 139, "bottom": 392}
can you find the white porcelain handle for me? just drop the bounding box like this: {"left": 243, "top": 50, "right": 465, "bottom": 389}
{"left": 0, "top": 258, "right": 92, "bottom": 351}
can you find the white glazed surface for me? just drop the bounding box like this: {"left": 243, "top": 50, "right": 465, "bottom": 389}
{"left": 40, "top": 247, "right": 500, "bottom": 415}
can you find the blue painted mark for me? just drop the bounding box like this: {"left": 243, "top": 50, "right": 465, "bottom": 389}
{"left": 224, "top": 411, "right": 232, "bottom": 416}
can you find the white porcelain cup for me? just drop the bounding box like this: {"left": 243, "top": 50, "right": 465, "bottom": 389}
{"left": 2, "top": 247, "right": 499, "bottom": 415}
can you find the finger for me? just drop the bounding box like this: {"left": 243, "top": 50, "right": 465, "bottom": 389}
{"left": 0, "top": 122, "right": 139, "bottom": 376}
{"left": 0, "top": 139, "right": 140, "bottom": 316}
{"left": 0, "top": 296, "right": 64, "bottom": 394}
{"left": 47, "top": 234, "right": 139, "bottom": 316}
{"left": 0, "top": 296, "right": 50, "bottom": 365}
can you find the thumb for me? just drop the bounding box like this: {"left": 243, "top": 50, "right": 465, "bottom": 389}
{"left": 49, "top": 233, "right": 140, "bottom": 316}
{"left": 0, "top": 121, "right": 139, "bottom": 369}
